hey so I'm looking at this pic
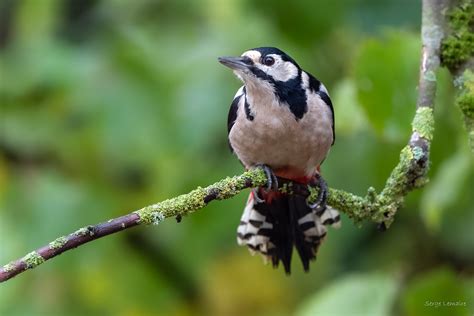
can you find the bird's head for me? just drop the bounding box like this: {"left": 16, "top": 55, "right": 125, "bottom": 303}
{"left": 218, "top": 47, "right": 300, "bottom": 88}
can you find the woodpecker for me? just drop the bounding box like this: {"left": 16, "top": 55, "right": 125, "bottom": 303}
{"left": 219, "top": 47, "right": 341, "bottom": 274}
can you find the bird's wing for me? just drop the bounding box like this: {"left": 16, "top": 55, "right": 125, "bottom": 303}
{"left": 306, "top": 72, "right": 335, "bottom": 145}
{"left": 227, "top": 86, "right": 245, "bottom": 152}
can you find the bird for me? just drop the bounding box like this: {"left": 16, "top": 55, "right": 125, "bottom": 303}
{"left": 218, "top": 47, "right": 341, "bottom": 274}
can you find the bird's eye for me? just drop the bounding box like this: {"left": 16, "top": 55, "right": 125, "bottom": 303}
{"left": 262, "top": 56, "right": 275, "bottom": 66}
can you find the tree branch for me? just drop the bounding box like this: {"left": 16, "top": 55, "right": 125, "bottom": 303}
{"left": 0, "top": 169, "right": 268, "bottom": 282}
{"left": 440, "top": 0, "right": 474, "bottom": 153}
{"left": 0, "top": 0, "right": 449, "bottom": 283}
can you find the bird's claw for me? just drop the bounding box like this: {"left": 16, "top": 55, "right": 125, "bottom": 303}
{"left": 306, "top": 174, "right": 328, "bottom": 214}
{"left": 252, "top": 188, "right": 265, "bottom": 203}
{"left": 256, "top": 164, "right": 278, "bottom": 191}
{"left": 250, "top": 165, "right": 277, "bottom": 203}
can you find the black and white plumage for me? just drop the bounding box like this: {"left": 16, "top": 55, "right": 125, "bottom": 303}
{"left": 219, "top": 47, "right": 340, "bottom": 274}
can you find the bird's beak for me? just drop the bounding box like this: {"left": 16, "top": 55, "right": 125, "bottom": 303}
{"left": 218, "top": 56, "right": 251, "bottom": 71}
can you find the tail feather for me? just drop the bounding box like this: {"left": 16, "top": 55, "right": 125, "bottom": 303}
{"left": 289, "top": 195, "right": 326, "bottom": 272}
{"left": 237, "top": 191, "right": 340, "bottom": 274}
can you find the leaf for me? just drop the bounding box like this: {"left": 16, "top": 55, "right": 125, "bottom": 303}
{"left": 296, "top": 273, "right": 399, "bottom": 316}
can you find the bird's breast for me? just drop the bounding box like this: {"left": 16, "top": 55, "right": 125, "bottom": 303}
{"left": 229, "top": 91, "right": 333, "bottom": 177}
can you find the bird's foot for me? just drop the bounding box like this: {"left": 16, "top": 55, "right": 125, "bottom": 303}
{"left": 252, "top": 188, "right": 265, "bottom": 203}
{"left": 255, "top": 164, "right": 278, "bottom": 191}
{"left": 251, "top": 164, "right": 278, "bottom": 203}
{"left": 306, "top": 173, "right": 328, "bottom": 214}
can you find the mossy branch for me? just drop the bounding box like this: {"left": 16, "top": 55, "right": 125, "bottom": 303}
{"left": 0, "top": 0, "right": 449, "bottom": 283}
{"left": 455, "top": 69, "right": 474, "bottom": 152}
{"left": 441, "top": 0, "right": 474, "bottom": 152}
{"left": 0, "top": 169, "right": 266, "bottom": 282}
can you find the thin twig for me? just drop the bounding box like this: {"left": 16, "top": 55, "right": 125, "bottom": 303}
{"left": 0, "top": 169, "right": 267, "bottom": 282}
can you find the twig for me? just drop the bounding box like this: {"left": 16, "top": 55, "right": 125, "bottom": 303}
{"left": 0, "top": 169, "right": 267, "bottom": 282}
{"left": 0, "top": 0, "right": 449, "bottom": 283}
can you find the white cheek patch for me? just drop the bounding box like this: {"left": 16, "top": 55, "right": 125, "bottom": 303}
{"left": 240, "top": 52, "right": 298, "bottom": 83}
{"left": 271, "top": 60, "right": 299, "bottom": 82}
{"left": 258, "top": 55, "right": 298, "bottom": 82}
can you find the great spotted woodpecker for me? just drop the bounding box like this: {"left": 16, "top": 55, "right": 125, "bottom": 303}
{"left": 219, "top": 47, "right": 341, "bottom": 274}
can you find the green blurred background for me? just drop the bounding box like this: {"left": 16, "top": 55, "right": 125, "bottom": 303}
{"left": 0, "top": 0, "right": 473, "bottom": 315}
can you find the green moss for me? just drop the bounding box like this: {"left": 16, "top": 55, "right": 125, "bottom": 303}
{"left": 135, "top": 208, "right": 165, "bottom": 225}
{"left": 306, "top": 185, "right": 319, "bottom": 205}
{"left": 215, "top": 168, "right": 267, "bottom": 198}
{"left": 458, "top": 93, "right": 474, "bottom": 118}
{"left": 381, "top": 146, "right": 412, "bottom": 199}
{"left": 400, "top": 145, "right": 414, "bottom": 162}
{"left": 366, "top": 187, "right": 377, "bottom": 203}
{"left": 22, "top": 251, "right": 45, "bottom": 269}
{"left": 442, "top": 37, "right": 474, "bottom": 70}
{"left": 222, "top": 167, "right": 269, "bottom": 196}
{"left": 241, "top": 168, "right": 268, "bottom": 187}
{"left": 279, "top": 182, "right": 294, "bottom": 194}
{"left": 457, "top": 70, "right": 474, "bottom": 118}
{"left": 74, "top": 226, "right": 94, "bottom": 237}
{"left": 135, "top": 187, "right": 207, "bottom": 224}
{"left": 441, "top": 1, "right": 474, "bottom": 70}
{"left": 49, "top": 236, "right": 68, "bottom": 250}
{"left": 328, "top": 188, "right": 372, "bottom": 222}
{"left": 375, "top": 142, "right": 431, "bottom": 223}
{"left": 456, "top": 69, "right": 474, "bottom": 152}
{"left": 214, "top": 175, "right": 249, "bottom": 199}
{"left": 2, "top": 263, "right": 15, "bottom": 272}
{"left": 412, "top": 107, "right": 435, "bottom": 140}
{"left": 135, "top": 168, "right": 268, "bottom": 225}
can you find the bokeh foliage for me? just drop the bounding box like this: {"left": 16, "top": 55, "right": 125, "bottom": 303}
{"left": 0, "top": 0, "right": 473, "bottom": 315}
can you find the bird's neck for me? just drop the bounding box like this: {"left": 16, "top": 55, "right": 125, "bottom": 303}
{"left": 244, "top": 80, "right": 280, "bottom": 112}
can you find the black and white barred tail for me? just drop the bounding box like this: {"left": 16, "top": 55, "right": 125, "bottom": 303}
{"left": 237, "top": 191, "right": 340, "bottom": 274}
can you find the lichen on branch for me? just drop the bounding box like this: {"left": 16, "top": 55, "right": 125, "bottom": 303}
{"left": 134, "top": 168, "right": 268, "bottom": 225}
{"left": 0, "top": 169, "right": 268, "bottom": 282}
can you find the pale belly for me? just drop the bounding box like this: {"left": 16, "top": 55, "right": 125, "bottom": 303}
{"left": 229, "top": 98, "right": 333, "bottom": 177}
